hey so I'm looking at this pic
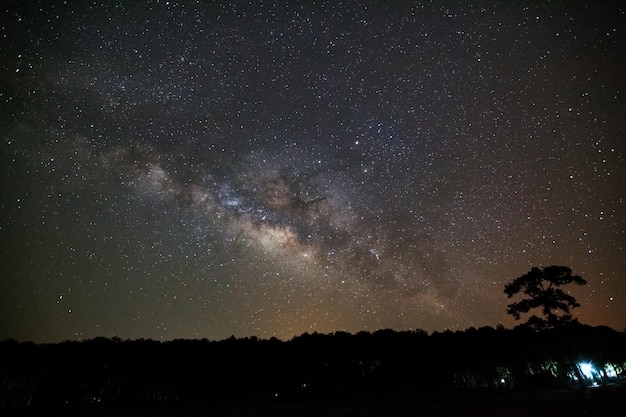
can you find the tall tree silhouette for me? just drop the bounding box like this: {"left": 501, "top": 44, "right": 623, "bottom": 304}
{"left": 504, "top": 266, "right": 587, "bottom": 329}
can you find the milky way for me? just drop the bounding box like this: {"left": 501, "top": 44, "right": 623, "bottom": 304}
{"left": 1, "top": 1, "right": 625, "bottom": 342}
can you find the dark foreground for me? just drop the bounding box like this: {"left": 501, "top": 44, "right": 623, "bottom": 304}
{"left": 2, "top": 326, "right": 625, "bottom": 416}
{"left": 5, "top": 384, "right": 626, "bottom": 417}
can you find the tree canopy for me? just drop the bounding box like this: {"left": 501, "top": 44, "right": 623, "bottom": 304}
{"left": 504, "top": 265, "right": 588, "bottom": 329}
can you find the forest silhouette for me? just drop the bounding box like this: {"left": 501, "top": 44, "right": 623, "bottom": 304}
{"left": 2, "top": 266, "right": 624, "bottom": 415}
{"left": 1, "top": 324, "right": 625, "bottom": 415}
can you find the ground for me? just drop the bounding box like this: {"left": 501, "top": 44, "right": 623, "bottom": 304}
{"left": 9, "top": 383, "right": 625, "bottom": 417}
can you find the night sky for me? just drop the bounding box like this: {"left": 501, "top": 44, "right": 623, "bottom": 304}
{"left": 1, "top": 1, "right": 625, "bottom": 343}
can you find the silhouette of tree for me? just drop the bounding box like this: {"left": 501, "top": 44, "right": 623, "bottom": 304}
{"left": 504, "top": 265, "right": 587, "bottom": 329}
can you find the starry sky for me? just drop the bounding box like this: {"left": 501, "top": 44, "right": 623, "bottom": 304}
{"left": 1, "top": 1, "right": 625, "bottom": 343}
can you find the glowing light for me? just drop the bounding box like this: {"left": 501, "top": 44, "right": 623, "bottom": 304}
{"left": 603, "top": 364, "right": 618, "bottom": 378}
{"left": 578, "top": 362, "right": 595, "bottom": 379}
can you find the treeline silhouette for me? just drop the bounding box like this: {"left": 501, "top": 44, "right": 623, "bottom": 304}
{"left": 1, "top": 324, "right": 625, "bottom": 411}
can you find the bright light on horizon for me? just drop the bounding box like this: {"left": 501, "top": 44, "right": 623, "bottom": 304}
{"left": 579, "top": 362, "right": 595, "bottom": 379}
